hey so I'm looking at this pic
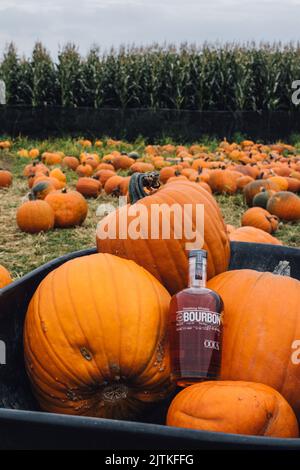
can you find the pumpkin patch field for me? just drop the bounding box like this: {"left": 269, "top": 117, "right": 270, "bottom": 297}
{"left": 1, "top": 135, "right": 300, "bottom": 444}
{"left": 1, "top": 136, "right": 300, "bottom": 280}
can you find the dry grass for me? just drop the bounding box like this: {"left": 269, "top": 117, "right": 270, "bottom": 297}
{"left": 0, "top": 152, "right": 117, "bottom": 279}
{"left": 1, "top": 139, "right": 300, "bottom": 280}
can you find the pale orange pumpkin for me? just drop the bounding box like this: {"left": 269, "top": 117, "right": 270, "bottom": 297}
{"left": 167, "top": 381, "right": 298, "bottom": 438}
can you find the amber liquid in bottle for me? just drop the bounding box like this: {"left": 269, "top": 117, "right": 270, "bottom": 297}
{"left": 169, "top": 250, "right": 223, "bottom": 387}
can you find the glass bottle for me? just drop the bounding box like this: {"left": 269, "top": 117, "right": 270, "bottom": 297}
{"left": 169, "top": 249, "right": 223, "bottom": 387}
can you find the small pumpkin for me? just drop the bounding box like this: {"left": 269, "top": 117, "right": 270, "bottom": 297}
{"left": 76, "top": 177, "right": 102, "bottom": 198}
{"left": 236, "top": 175, "right": 254, "bottom": 191}
{"left": 267, "top": 192, "right": 300, "bottom": 221}
{"left": 24, "top": 253, "right": 173, "bottom": 419}
{"left": 45, "top": 188, "right": 88, "bottom": 228}
{"left": 50, "top": 168, "right": 67, "bottom": 184}
{"left": 167, "top": 381, "right": 298, "bottom": 438}
{"left": 23, "top": 162, "right": 48, "bottom": 178}
{"left": 229, "top": 226, "right": 282, "bottom": 245}
{"left": 244, "top": 179, "right": 279, "bottom": 206}
{"left": 29, "top": 149, "right": 40, "bottom": 159}
{"left": 31, "top": 180, "right": 56, "bottom": 200}
{"left": 16, "top": 198, "right": 55, "bottom": 234}
{"left": 130, "top": 162, "right": 155, "bottom": 173}
{"left": 0, "top": 265, "right": 12, "bottom": 289}
{"left": 96, "top": 163, "right": 115, "bottom": 172}
{"left": 241, "top": 207, "right": 279, "bottom": 234}
{"left": 94, "top": 169, "right": 116, "bottom": 186}
{"left": 208, "top": 170, "right": 238, "bottom": 195}
{"left": 285, "top": 177, "right": 300, "bottom": 193}
{"left": 160, "top": 167, "right": 179, "bottom": 184}
{"left": 104, "top": 175, "right": 125, "bottom": 195}
{"left": 76, "top": 162, "right": 93, "bottom": 177}
{"left": 113, "top": 155, "right": 135, "bottom": 170}
{"left": 32, "top": 175, "right": 65, "bottom": 190}
{"left": 269, "top": 176, "right": 289, "bottom": 191}
{"left": 62, "top": 156, "right": 79, "bottom": 171}
{"left": 0, "top": 169, "right": 13, "bottom": 188}
{"left": 42, "top": 152, "right": 62, "bottom": 166}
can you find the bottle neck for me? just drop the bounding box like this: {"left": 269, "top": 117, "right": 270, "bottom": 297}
{"left": 188, "top": 255, "right": 207, "bottom": 288}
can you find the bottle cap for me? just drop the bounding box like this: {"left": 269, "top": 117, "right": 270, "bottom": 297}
{"left": 188, "top": 249, "right": 207, "bottom": 259}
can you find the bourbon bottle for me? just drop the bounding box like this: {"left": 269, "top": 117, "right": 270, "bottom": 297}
{"left": 169, "top": 249, "right": 223, "bottom": 387}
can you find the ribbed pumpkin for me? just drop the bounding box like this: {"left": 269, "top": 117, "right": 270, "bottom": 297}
{"left": 0, "top": 170, "right": 13, "bottom": 188}
{"left": 167, "top": 381, "right": 298, "bottom": 437}
{"left": 113, "top": 155, "right": 135, "bottom": 170}
{"left": 267, "top": 192, "right": 300, "bottom": 221}
{"left": 229, "top": 226, "right": 282, "bottom": 245}
{"left": 42, "top": 152, "right": 62, "bottom": 166}
{"left": 160, "top": 167, "right": 179, "bottom": 184}
{"left": 62, "top": 156, "right": 79, "bottom": 171}
{"left": 236, "top": 175, "right": 254, "bottom": 191}
{"left": 50, "top": 168, "right": 67, "bottom": 184}
{"left": 208, "top": 170, "right": 238, "bottom": 194}
{"left": 130, "top": 162, "right": 155, "bottom": 173}
{"left": 285, "top": 177, "right": 300, "bottom": 193}
{"left": 207, "top": 270, "right": 300, "bottom": 420}
{"left": 97, "top": 173, "right": 230, "bottom": 295}
{"left": 269, "top": 176, "right": 289, "bottom": 191}
{"left": 94, "top": 169, "right": 116, "bottom": 186}
{"left": 104, "top": 175, "right": 124, "bottom": 195}
{"left": 76, "top": 162, "right": 93, "bottom": 177}
{"left": 45, "top": 189, "right": 88, "bottom": 228}
{"left": 0, "top": 265, "right": 12, "bottom": 289}
{"left": 16, "top": 199, "right": 55, "bottom": 234}
{"left": 241, "top": 207, "right": 279, "bottom": 234}
{"left": 24, "top": 253, "right": 173, "bottom": 419}
{"left": 76, "top": 177, "right": 102, "bottom": 198}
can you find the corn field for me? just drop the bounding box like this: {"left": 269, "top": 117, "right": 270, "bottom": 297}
{"left": 1, "top": 42, "right": 300, "bottom": 110}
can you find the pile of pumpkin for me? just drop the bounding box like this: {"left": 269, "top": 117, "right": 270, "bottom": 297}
{"left": 2, "top": 138, "right": 300, "bottom": 438}
{"left": 17, "top": 169, "right": 300, "bottom": 440}
{"left": 3, "top": 137, "right": 299, "bottom": 242}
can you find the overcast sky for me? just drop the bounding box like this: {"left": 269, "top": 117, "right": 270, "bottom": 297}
{"left": 0, "top": 0, "right": 300, "bottom": 58}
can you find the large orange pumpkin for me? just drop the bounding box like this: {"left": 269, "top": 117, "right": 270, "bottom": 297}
{"left": 167, "top": 381, "right": 298, "bottom": 437}
{"left": 97, "top": 173, "right": 230, "bottom": 295}
{"left": 24, "top": 253, "right": 173, "bottom": 419}
{"left": 207, "top": 270, "right": 300, "bottom": 419}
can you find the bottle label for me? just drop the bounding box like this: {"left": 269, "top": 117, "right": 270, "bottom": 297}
{"left": 176, "top": 307, "right": 222, "bottom": 328}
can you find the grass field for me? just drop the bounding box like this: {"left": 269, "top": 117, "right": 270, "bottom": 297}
{"left": 1, "top": 137, "right": 300, "bottom": 280}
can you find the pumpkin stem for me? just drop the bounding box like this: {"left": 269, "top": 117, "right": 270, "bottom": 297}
{"left": 174, "top": 170, "right": 181, "bottom": 177}
{"left": 129, "top": 172, "right": 160, "bottom": 204}
{"left": 61, "top": 187, "right": 68, "bottom": 193}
